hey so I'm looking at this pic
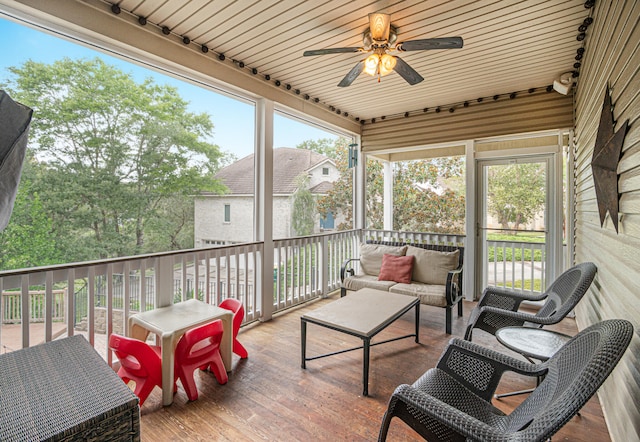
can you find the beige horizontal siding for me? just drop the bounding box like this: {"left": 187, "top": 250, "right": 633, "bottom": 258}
{"left": 573, "top": 1, "right": 640, "bottom": 441}
{"left": 361, "top": 91, "right": 573, "bottom": 151}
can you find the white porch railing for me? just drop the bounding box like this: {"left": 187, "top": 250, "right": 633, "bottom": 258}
{"left": 363, "top": 229, "right": 466, "bottom": 247}
{"left": 273, "top": 229, "right": 358, "bottom": 310}
{"left": 2, "top": 289, "right": 66, "bottom": 323}
{"left": 0, "top": 230, "right": 361, "bottom": 358}
{"left": 486, "top": 239, "right": 546, "bottom": 295}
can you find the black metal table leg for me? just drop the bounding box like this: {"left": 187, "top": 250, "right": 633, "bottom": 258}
{"left": 301, "top": 319, "right": 307, "bottom": 369}
{"left": 363, "top": 337, "right": 370, "bottom": 396}
{"left": 415, "top": 302, "right": 420, "bottom": 343}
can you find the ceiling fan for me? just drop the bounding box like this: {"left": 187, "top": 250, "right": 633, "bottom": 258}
{"left": 303, "top": 13, "right": 463, "bottom": 87}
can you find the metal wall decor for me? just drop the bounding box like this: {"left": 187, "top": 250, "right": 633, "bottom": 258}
{"left": 591, "top": 86, "right": 629, "bottom": 233}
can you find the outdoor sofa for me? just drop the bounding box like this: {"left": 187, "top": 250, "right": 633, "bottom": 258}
{"left": 340, "top": 240, "right": 464, "bottom": 334}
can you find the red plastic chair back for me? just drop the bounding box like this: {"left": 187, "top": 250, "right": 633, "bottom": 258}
{"left": 174, "top": 319, "right": 228, "bottom": 401}
{"left": 109, "top": 333, "right": 162, "bottom": 406}
{"left": 219, "top": 298, "right": 248, "bottom": 359}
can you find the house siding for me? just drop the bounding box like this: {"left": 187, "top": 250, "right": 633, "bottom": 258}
{"left": 361, "top": 91, "right": 573, "bottom": 151}
{"left": 194, "top": 195, "right": 255, "bottom": 245}
{"left": 195, "top": 195, "right": 297, "bottom": 245}
{"left": 573, "top": 2, "right": 640, "bottom": 442}
{"left": 195, "top": 153, "right": 342, "bottom": 245}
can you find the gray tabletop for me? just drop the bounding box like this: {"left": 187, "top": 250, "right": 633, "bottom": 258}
{"left": 496, "top": 326, "right": 572, "bottom": 361}
{"left": 302, "top": 288, "right": 418, "bottom": 337}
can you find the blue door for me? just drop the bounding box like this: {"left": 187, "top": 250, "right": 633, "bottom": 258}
{"left": 320, "top": 211, "right": 335, "bottom": 230}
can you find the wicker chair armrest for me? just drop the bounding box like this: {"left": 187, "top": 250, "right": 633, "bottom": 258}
{"left": 436, "top": 338, "right": 544, "bottom": 401}
{"left": 340, "top": 258, "right": 360, "bottom": 282}
{"left": 391, "top": 384, "right": 512, "bottom": 442}
{"left": 479, "top": 286, "right": 547, "bottom": 309}
{"left": 477, "top": 306, "right": 557, "bottom": 326}
{"left": 445, "top": 267, "right": 463, "bottom": 306}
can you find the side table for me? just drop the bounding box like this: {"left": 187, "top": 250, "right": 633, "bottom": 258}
{"left": 0, "top": 335, "right": 140, "bottom": 441}
{"left": 495, "top": 326, "right": 572, "bottom": 399}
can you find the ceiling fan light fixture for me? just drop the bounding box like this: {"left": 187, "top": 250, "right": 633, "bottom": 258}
{"left": 364, "top": 54, "right": 380, "bottom": 76}
{"left": 379, "top": 54, "right": 396, "bottom": 76}
{"left": 369, "top": 13, "right": 391, "bottom": 41}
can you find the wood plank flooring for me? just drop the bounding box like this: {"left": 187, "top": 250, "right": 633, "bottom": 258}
{"left": 138, "top": 293, "right": 611, "bottom": 441}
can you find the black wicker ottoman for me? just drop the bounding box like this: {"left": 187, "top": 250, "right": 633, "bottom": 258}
{"left": 0, "top": 334, "right": 140, "bottom": 441}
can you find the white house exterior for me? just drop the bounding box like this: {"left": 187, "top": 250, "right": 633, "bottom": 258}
{"left": 195, "top": 147, "right": 341, "bottom": 247}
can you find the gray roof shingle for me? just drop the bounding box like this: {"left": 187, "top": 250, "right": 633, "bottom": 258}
{"left": 213, "top": 147, "right": 331, "bottom": 195}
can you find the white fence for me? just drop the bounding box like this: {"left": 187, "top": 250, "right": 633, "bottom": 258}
{"left": 485, "top": 239, "right": 546, "bottom": 295}
{"left": 0, "top": 230, "right": 361, "bottom": 356}
{"left": 1, "top": 229, "right": 551, "bottom": 358}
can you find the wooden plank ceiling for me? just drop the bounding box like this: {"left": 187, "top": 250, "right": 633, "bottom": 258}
{"left": 15, "top": 0, "right": 595, "bottom": 125}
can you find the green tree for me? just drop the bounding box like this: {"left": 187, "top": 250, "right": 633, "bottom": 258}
{"left": 291, "top": 174, "right": 316, "bottom": 236}
{"left": 487, "top": 163, "right": 545, "bottom": 232}
{"left": 0, "top": 157, "right": 61, "bottom": 270}
{"left": 296, "top": 138, "right": 338, "bottom": 159}
{"left": 314, "top": 138, "right": 354, "bottom": 230}
{"left": 4, "top": 57, "right": 227, "bottom": 261}
{"left": 318, "top": 143, "right": 466, "bottom": 234}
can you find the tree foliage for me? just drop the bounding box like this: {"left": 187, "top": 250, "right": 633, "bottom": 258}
{"left": 291, "top": 174, "right": 316, "bottom": 236}
{"left": 0, "top": 155, "right": 61, "bottom": 270}
{"left": 312, "top": 139, "right": 466, "bottom": 234}
{"left": 295, "top": 138, "right": 337, "bottom": 159}
{"left": 487, "top": 163, "right": 545, "bottom": 232}
{"left": 1, "top": 57, "right": 227, "bottom": 267}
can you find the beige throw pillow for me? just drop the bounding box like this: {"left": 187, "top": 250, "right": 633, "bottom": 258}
{"left": 359, "top": 243, "right": 407, "bottom": 276}
{"left": 406, "top": 245, "right": 459, "bottom": 285}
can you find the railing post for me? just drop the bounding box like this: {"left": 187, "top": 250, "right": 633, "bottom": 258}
{"left": 45, "top": 272, "right": 53, "bottom": 342}
{"left": 156, "top": 256, "right": 174, "bottom": 307}
{"left": 21, "top": 275, "right": 29, "bottom": 348}
{"left": 320, "top": 235, "right": 329, "bottom": 298}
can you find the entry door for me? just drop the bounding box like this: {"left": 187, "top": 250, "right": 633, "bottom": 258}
{"left": 476, "top": 154, "right": 561, "bottom": 297}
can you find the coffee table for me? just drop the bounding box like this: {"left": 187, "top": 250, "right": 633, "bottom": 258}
{"left": 301, "top": 288, "right": 420, "bottom": 396}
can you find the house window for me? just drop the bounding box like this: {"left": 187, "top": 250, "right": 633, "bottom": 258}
{"left": 322, "top": 167, "right": 329, "bottom": 176}
{"left": 224, "top": 204, "right": 231, "bottom": 223}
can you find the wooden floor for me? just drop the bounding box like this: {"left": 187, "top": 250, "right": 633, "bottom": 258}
{"left": 138, "top": 293, "right": 612, "bottom": 441}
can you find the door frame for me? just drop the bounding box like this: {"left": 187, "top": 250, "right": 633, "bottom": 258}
{"left": 473, "top": 143, "right": 564, "bottom": 299}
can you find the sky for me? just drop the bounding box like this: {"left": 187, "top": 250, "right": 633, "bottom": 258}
{"left": 0, "top": 15, "right": 339, "bottom": 160}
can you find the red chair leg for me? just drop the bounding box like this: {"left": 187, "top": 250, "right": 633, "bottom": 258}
{"left": 133, "top": 378, "right": 158, "bottom": 406}
{"left": 209, "top": 355, "right": 229, "bottom": 385}
{"left": 177, "top": 366, "right": 200, "bottom": 401}
{"left": 233, "top": 339, "right": 248, "bottom": 359}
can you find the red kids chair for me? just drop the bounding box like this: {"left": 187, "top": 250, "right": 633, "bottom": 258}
{"left": 109, "top": 333, "right": 163, "bottom": 406}
{"left": 219, "top": 298, "right": 248, "bottom": 359}
{"left": 174, "top": 319, "right": 228, "bottom": 401}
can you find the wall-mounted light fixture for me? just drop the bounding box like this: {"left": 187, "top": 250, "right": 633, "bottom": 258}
{"left": 348, "top": 143, "right": 359, "bottom": 168}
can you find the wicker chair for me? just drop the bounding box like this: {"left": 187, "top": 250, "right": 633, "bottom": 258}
{"left": 378, "top": 319, "right": 633, "bottom": 442}
{"left": 464, "top": 262, "right": 597, "bottom": 341}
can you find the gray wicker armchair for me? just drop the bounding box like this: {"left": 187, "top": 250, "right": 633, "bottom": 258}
{"left": 464, "top": 262, "right": 597, "bottom": 341}
{"left": 378, "top": 319, "right": 633, "bottom": 442}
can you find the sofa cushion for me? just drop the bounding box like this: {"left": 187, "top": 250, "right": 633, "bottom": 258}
{"left": 378, "top": 254, "right": 414, "bottom": 284}
{"left": 359, "top": 243, "right": 407, "bottom": 276}
{"left": 389, "top": 282, "right": 448, "bottom": 307}
{"left": 406, "top": 246, "right": 459, "bottom": 285}
{"left": 342, "top": 274, "right": 397, "bottom": 292}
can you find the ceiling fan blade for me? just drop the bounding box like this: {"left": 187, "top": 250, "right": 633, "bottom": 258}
{"left": 397, "top": 37, "right": 464, "bottom": 51}
{"left": 393, "top": 56, "right": 424, "bottom": 85}
{"left": 338, "top": 61, "right": 365, "bottom": 87}
{"left": 303, "top": 47, "right": 362, "bottom": 56}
